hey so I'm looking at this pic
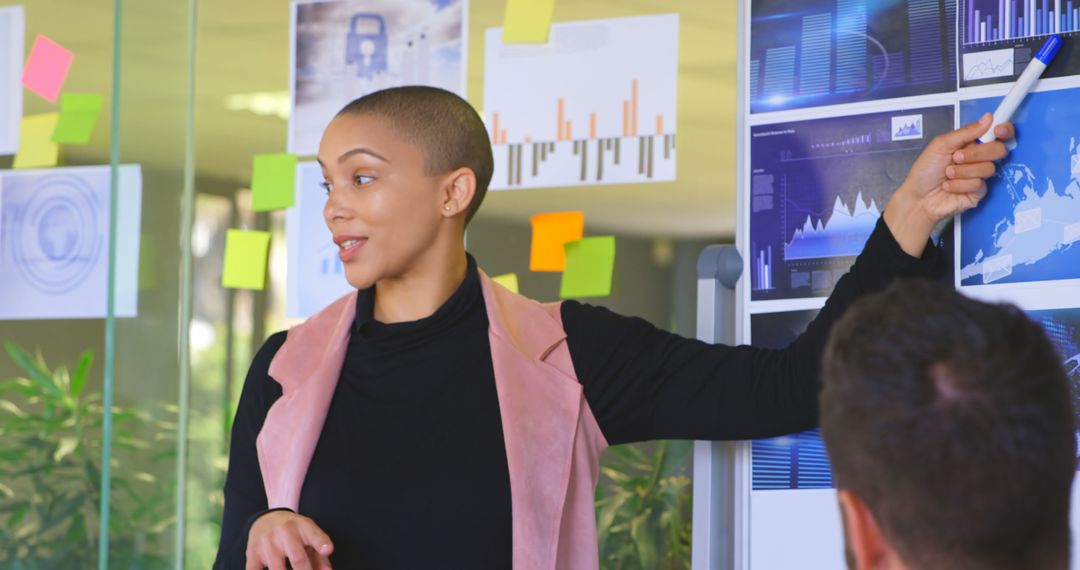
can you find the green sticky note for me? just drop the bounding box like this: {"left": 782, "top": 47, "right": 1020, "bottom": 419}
{"left": 222, "top": 230, "right": 272, "bottom": 290}
{"left": 52, "top": 93, "right": 104, "bottom": 144}
{"left": 560, "top": 236, "right": 615, "bottom": 299}
{"left": 251, "top": 153, "right": 297, "bottom": 212}
{"left": 13, "top": 113, "right": 60, "bottom": 169}
{"left": 502, "top": 0, "right": 556, "bottom": 43}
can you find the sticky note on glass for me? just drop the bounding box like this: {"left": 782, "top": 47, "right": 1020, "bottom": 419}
{"left": 502, "top": 0, "right": 556, "bottom": 43}
{"left": 491, "top": 273, "right": 519, "bottom": 294}
{"left": 222, "top": 230, "right": 272, "bottom": 290}
{"left": 251, "top": 153, "right": 298, "bottom": 212}
{"left": 530, "top": 211, "right": 584, "bottom": 271}
{"left": 14, "top": 113, "right": 60, "bottom": 169}
{"left": 22, "top": 35, "right": 74, "bottom": 103}
{"left": 53, "top": 93, "right": 104, "bottom": 144}
{"left": 560, "top": 236, "right": 615, "bottom": 299}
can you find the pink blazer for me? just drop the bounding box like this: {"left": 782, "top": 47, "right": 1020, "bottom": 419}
{"left": 256, "top": 271, "right": 610, "bottom": 569}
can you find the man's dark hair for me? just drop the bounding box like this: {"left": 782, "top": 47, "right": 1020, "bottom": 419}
{"left": 337, "top": 86, "right": 494, "bottom": 225}
{"left": 822, "top": 280, "right": 1076, "bottom": 570}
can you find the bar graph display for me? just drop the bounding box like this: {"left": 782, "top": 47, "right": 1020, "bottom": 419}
{"left": 1026, "top": 308, "right": 1080, "bottom": 465}
{"left": 750, "top": 0, "right": 957, "bottom": 113}
{"left": 960, "top": 0, "right": 1080, "bottom": 86}
{"left": 750, "top": 106, "right": 954, "bottom": 301}
{"left": 749, "top": 310, "right": 834, "bottom": 491}
{"left": 483, "top": 14, "right": 678, "bottom": 190}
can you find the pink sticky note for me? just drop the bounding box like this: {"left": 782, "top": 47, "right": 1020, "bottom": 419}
{"left": 22, "top": 35, "right": 74, "bottom": 103}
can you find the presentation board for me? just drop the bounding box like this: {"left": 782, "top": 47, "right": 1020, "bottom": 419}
{"left": 734, "top": 0, "right": 1080, "bottom": 567}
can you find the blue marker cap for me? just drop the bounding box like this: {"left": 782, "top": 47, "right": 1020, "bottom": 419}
{"left": 1035, "top": 35, "right": 1063, "bottom": 65}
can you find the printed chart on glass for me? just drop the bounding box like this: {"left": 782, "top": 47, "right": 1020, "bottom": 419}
{"left": 1027, "top": 307, "right": 1080, "bottom": 465}
{"left": 749, "top": 0, "right": 957, "bottom": 114}
{"left": 958, "top": 86, "right": 1080, "bottom": 287}
{"left": 483, "top": 14, "right": 679, "bottom": 190}
{"left": 749, "top": 105, "right": 953, "bottom": 301}
{"left": 0, "top": 166, "right": 142, "bottom": 320}
{"left": 749, "top": 309, "right": 832, "bottom": 491}
{"left": 286, "top": 161, "right": 354, "bottom": 318}
{"left": 0, "top": 6, "right": 24, "bottom": 155}
{"left": 289, "top": 0, "right": 467, "bottom": 155}
{"left": 959, "top": 0, "right": 1080, "bottom": 86}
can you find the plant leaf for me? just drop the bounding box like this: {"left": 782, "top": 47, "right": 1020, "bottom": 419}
{"left": 70, "top": 350, "right": 93, "bottom": 399}
{"left": 53, "top": 437, "right": 78, "bottom": 463}
{"left": 0, "top": 400, "right": 27, "bottom": 419}
{"left": 3, "top": 342, "right": 61, "bottom": 401}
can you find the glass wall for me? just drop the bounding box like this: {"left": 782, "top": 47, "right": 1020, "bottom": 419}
{"left": 0, "top": 0, "right": 196, "bottom": 567}
{"left": 0, "top": 0, "right": 735, "bottom": 568}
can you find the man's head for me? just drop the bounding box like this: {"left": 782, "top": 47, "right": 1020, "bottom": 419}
{"left": 822, "top": 280, "right": 1076, "bottom": 570}
{"left": 317, "top": 86, "right": 493, "bottom": 288}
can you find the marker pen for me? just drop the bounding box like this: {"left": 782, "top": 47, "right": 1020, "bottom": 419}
{"left": 979, "top": 35, "right": 1063, "bottom": 144}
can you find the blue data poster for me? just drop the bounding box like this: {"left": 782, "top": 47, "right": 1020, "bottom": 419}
{"left": 749, "top": 310, "right": 834, "bottom": 490}
{"left": 1027, "top": 308, "right": 1080, "bottom": 464}
{"left": 750, "top": 105, "right": 954, "bottom": 301}
{"left": 959, "top": 88, "right": 1080, "bottom": 287}
{"left": 959, "top": 0, "right": 1080, "bottom": 87}
{"left": 286, "top": 161, "right": 355, "bottom": 318}
{"left": 749, "top": 0, "right": 957, "bottom": 113}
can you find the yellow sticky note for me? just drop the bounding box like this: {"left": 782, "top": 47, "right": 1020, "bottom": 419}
{"left": 13, "top": 113, "right": 60, "bottom": 169}
{"left": 53, "top": 93, "right": 105, "bottom": 144}
{"left": 491, "top": 273, "right": 520, "bottom": 294}
{"left": 502, "top": 0, "right": 556, "bottom": 43}
{"left": 222, "top": 230, "right": 272, "bottom": 290}
{"left": 560, "top": 236, "right": 615, "bottom": 299}
{"left": 530, "top": 211, "right": 584, "bottom": 272}
{"left": 251, "top": 153, "right": 297, "bottom": 212}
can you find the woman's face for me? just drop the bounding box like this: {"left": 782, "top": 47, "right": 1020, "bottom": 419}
{"left": 317, "top": 113, "right": 446, "bottom": 290}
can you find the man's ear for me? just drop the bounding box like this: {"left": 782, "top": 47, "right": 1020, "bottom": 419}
{"left": 441, "top": 167, "right": 477, "bottom": 219}
{"left": 838, "top": 489, "right": 891, "bottom": 570}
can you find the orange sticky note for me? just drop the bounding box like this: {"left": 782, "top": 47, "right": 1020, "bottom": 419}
{"left": 529, "top": 211, "right": 584, "bottom": 272}
{"left": 22, "top": 35, "right": 74, "bottom": 103}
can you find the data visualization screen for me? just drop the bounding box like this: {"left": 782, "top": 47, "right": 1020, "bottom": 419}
{"left": 960, "top": 0, "right": 1080, "bottom": 87}
{"left": 959, "top": 88, "right": 1080, "bottom": 286}
{"left": 750, "top": 310, "right": 833, "bottom": 491}
{"left": 750, "top": 105, "right": 954, "bottom": 301}
{"left": 750, "top": 0, "right": 957, "bottom": 113}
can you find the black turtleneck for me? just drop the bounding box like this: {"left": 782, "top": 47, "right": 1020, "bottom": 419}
{"left": 215, "top": 219, "right": 943, "bottom": 569}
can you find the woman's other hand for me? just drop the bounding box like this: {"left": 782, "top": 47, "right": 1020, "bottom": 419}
{"left": 884, "top": 112, "right": 1015, "bottom": 257}
{"left": 245, "top": 510, "right": 334, "bottom": 570}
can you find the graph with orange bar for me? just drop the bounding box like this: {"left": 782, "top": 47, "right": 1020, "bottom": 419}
{"left": 483, "top": 14, "right": 679, "bottom": 190}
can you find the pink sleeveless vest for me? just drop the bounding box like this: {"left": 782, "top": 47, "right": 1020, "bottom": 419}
{"left": 256, "top": 271, "right": 610, "bottom": 569}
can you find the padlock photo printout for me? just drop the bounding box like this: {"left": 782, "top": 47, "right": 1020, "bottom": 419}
{"left": 289, "top": 0, "right": 468, "bottom": 155}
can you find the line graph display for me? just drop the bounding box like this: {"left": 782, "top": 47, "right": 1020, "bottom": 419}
{"left": 959, "top": 88, "right": 1080, "bottom": 286}
{"left": 960, "top": 0, "right": 1080, "bottom": 86}
{"left": 750, "top": 105, "right": 954, "bottom": 301}
{"left": 483, "top": 14, "right": 678, "bottom": 190}
{"left": 750, "top": 0, "right": 956, "bottom": 114}
{"left": 1026, "top": 308, "right": 1080, "bottom": 466}
{"left": 750, "top": 310, "right": 834, "bottom": 491}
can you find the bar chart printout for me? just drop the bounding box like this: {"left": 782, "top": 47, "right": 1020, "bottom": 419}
{"left": 960, "top": 0, "right": 1080, "bottom": 86}
{"left": 483, "top": 14, "right": 678, "bottom": 190}
{"left": 1027, "top": 308, "right": 1080, "bottom": 463}
{"left": 750, "top": 310, "right": 833, "bottom": 491}
{"left": 749, "top": 0, "right": 957, "bottom": 113}
{"left": 750, "top": 106, "right": 954, "bottom": 301}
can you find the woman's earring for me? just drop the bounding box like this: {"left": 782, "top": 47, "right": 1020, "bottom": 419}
{"left": 445, "top": 205, "right": 451, "bottom": 212}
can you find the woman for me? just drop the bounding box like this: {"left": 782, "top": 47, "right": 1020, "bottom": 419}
{"left": 214, "top": 86, "right": 1012, "bottom": 570}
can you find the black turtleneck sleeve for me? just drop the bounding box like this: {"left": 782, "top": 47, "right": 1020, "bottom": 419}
{"left": 563, "top": 217, "right": 945, "bottom": 445}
